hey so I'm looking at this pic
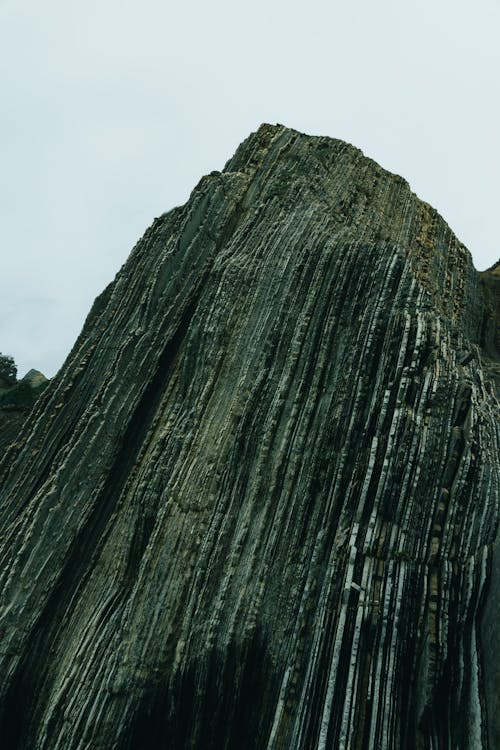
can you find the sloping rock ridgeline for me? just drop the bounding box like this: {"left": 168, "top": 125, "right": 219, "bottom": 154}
{"left": 0, "top": 125, "right": 498, "bottom": 749}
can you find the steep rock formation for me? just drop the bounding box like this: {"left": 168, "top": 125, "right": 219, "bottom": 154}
{"left": 0, "top": 125, "right": 498, "bottom": 749}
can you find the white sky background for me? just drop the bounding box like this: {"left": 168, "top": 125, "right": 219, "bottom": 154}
{"left": 1, "top": 0, "right": 499, "bottom": 377}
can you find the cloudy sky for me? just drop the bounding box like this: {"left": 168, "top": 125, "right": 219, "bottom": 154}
{"left": 1, "top": 0, "right": 499, "bottom": 377}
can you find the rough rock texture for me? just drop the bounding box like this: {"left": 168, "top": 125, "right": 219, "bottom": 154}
{"left": 0, "top": 370, "right": 48, "bottom": 455}
{"left": 478, "top": 261, "right": 500, "bottom": 750}
{"left": 0, "top": 125, "right": 498, "bottom": 749}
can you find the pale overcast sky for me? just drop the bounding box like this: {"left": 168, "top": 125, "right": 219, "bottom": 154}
{"left": 1, "top": 0, "right": 499, "bottom": 377}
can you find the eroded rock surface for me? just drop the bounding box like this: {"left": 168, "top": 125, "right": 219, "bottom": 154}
{"left": 0, "top": 125, "right": 498, "bottom": 749}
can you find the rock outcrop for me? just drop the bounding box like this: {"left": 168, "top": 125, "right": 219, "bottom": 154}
{"left": 0, "top": 368, "right": 48, "bottom": 455}
{"left": 0, "top": 125, "right": 498, "bottom": 749}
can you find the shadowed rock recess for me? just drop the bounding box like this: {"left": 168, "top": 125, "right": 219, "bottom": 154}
{"left": 0, "top": 125, "right": 499, "bottom": 749}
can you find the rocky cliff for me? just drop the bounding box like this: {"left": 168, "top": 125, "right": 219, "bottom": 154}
{"left": 0, "top": 125, "right": 498, "bottom": 749}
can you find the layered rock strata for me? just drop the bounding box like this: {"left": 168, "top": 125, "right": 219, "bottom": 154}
{"left": 0, "top": 125, "right": 498, "bottom": 749}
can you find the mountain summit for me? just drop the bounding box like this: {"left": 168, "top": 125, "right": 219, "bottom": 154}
{"left": 0, "top": 125, "right": 498, "bottom": 749}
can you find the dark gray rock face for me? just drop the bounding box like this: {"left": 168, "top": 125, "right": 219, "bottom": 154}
{"left": 0, "top": 125, "right": 498, "bottom": 749}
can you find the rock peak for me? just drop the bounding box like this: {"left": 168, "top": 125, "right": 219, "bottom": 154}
{"left": 0, "top": 129, "right": 498, "bottom": 749}
{"left": 21, "top": 369, "right": 48, "bottom": 387}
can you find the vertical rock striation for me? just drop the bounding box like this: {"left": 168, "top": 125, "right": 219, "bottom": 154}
{"left": 0, "top": 125, "right": 498, "bottom": 749}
